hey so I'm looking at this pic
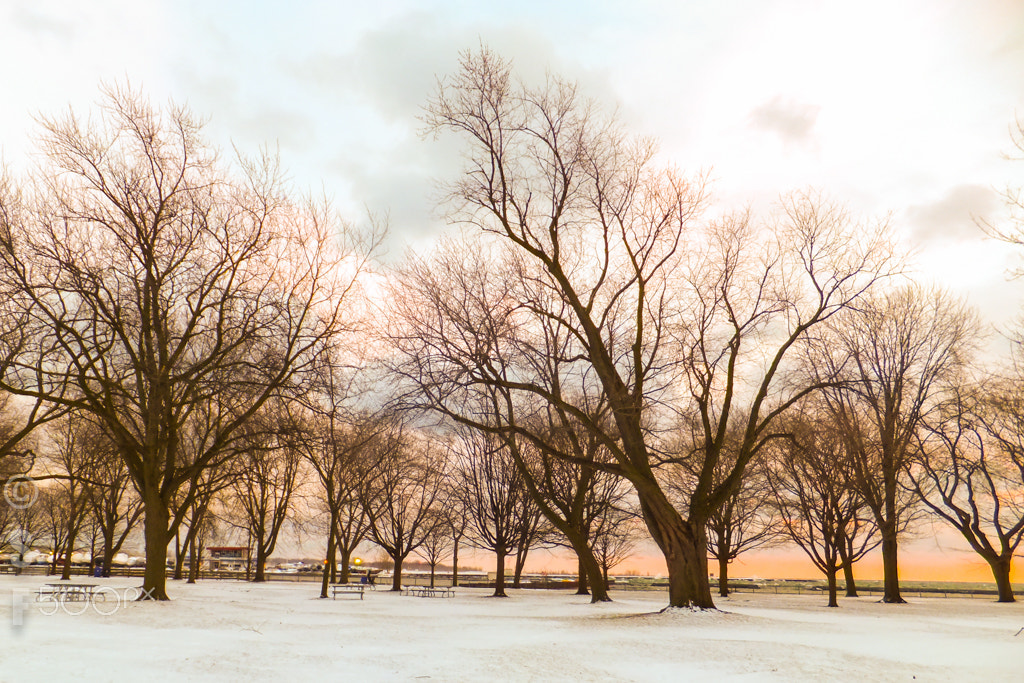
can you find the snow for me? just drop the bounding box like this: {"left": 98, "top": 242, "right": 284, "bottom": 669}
{"left": 1, "top": 576, "right": 1021, "bottom": 681}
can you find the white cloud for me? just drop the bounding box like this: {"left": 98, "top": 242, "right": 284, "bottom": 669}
{"left": 748, "top": 96, "right": 820, "bottom": 146}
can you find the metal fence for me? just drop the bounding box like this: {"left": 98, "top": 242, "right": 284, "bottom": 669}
{"left": 1, "top": 565, "right": 1012, "bottom": 599}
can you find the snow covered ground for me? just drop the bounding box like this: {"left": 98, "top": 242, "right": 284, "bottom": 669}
{"left": 1, "top": 575, "right": 1021, "bottom": 681}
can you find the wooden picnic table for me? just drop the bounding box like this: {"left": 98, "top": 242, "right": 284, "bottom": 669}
{"left": 329, "top": 583, "right": 365, "bottom": 600}
{"left": 41, "top": 583, "right": 99, "bottom": 601}
{"left": 403, "top": 585, "right": 455, "bottom": 598}
{"left": 37, "top": 583, "right": 103, "bottom": 615}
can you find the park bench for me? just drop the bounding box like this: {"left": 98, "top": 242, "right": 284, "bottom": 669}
{"left": 330, "top": 583, "right": 365, "bottom": 600}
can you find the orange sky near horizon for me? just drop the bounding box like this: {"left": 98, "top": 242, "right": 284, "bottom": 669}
{"left": 510, "top": 529, "right": 1020, "bottom": 584}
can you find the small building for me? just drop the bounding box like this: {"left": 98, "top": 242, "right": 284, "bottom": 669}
{"left": 207, "top": 547, "right": 249, "bottom": 572}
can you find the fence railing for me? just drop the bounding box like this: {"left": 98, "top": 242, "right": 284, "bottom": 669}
{"left": 1, "top": 565, "right": 1013, "bottom": 599}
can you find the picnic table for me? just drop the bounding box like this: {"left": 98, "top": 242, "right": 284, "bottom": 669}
{"left": 329, "top": 583, "right": 366, "bottom": 600}
{"left": 37, "top": 583, "right": 101, "bottom": 614}
{"left": 39, "top": 583, "right": 99, "bottom": 601}
{"left": 402, "top": 585, "right": 455, "bottom": 598}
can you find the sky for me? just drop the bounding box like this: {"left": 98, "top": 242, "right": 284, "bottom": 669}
{"left": 3, "top": 0, "right": 1024, "bottom": 581}
{"left": 3, "top": 2, "right": 1024, "bottom": 295}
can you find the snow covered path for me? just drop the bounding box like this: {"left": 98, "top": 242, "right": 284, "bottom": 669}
{"left": 1, "top": 576, "right": 1021, "bottom": 681}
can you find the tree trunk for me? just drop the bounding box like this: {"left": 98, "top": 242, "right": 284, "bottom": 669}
{"left": 513, "top": 544, "right": 528, "bottom": 588}
{"left": 101, "top": 528, "right": 116, "bottom": 578}
{"left": 141, "top": 494, "right": 170, "bottom": 600}
{"left": 173, "top": 528, "right": 184, "bottom": 580}
{"left": 451, "top": 539, "right": 459, "bottom": 588}
{"left": 842, "top": 562, "right": 858, "bottom": 597}
{"left": 60, "top": 525, "right": 78, "bottom": 581}
{"left": 569, "top": 534, "right": 610, "bottom": 603}
{"left": 88, "top": 534, "right": 98, "bottom": 576}
{"left": 493, "top": 547, "right": 508, "bottom": 597}
{"left": 990, "top": 556, "right": 1015, "bottom": 603}
{"left": 639, "top": 492, "right": 715, "bottom": 609}
{"left": 838, "top": 541, "right": 858, "bottom": 597}
{"left": 880, "top": 475, "right": 904, "bottom": 604}
{"left": 717, "top": 555, "right": 730, "bottom": 598}
{"left": 254, "top": 544, "right": 267, "bottom": 582}
{"left": 319, "top": 529, "right": 336, "bottom": 599}
{"left": 186, "top": 534, "right": 199, "bottom": 584}
{"left": 390, "top": 555, "right": 404, "bottom": 591}
{"left": 576, "top": 555, "right": 590, "bottom": 596}
{"left": 339, "top": 547, "right": 351, "bottom": 584}
{"left": 429, "top": 563, "right": 436, "bottom": 588}
{"left": 826, "top": 565, "right": 839, "bottom": 608}
{"left": 880, "top": 533, "right": 904, "bottom": 603}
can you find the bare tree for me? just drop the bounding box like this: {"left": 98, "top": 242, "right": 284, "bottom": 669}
{"left": 446, "top": 488, "right": 469, "bottom": 588}
{"left": 414, "top": 512, "right": 454, "bottom": 588}
{"left": 37, "top": 486, "right": 73, "bottom": 575}
{"left": 590, "top": 499, "right": 643, "bottom": 590}
{"left": 228, "top": 407, "right": 302, "bottom": 582}
{"left": 662, "top": 198, "right": 896, "bottom": 606}
{"left": 0, "top": 491, "right": 15, "bottom": 554}
{"left": 0, "top": 86, "right": 374, "bottom": 599}
{"left": 361, "top": 426, "right": 446, "bottom": 591}
{"left": 815, "top": 286, "right": 974, "bottom": 603}
{"left": 173, "top": 459, "right": 236, "bottom": 583}
{"left": 512, "top": 411, "right": 626, "bottom": 602}
{"left": 449, "top": 426, "right": 534, "bottom": 598}
{"left": 46, "top": 414, "right": 103, "bottom": 580}
{"left": 767, "top": 413, "right": 879, "bottom": 607}
{"left": 6, "top": 493, "right": 42, "bottom": 574}
{"left": 82, "top": 423, "right": 142, "bottom": 577}
{"left": 407, "top": 48, "right": 897, "bottom": 609}
{"left": 511, "top": 502, "right": 551, "bottom": 588}
{"left": 293, "top": 364, "right": 382, "bottom": 596}
{"left": 910, "top": 379, "right": 1024, "bottom": 602}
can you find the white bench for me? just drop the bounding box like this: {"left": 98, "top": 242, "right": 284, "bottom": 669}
{"left": 330, "top": 583, "right": 365, "bottom": 600}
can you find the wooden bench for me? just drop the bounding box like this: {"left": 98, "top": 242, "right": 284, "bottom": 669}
{"left": 330, "top": 583, "right": 365, "bottom": 600}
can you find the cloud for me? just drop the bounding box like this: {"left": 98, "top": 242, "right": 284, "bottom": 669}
{"left": 290, "top": 12, "right": 618, "bottom": 124}
{"left": 283, "top": 14, "right": 622, "bottom": 250}
{"left": 10, "top": 5, "right": 74, "bottom": 41}
{"left": 905, "top": 184, "right": 1001, "bottom": 243}
{"left": 748, "top": 96, "right": 820, "bottom": 145}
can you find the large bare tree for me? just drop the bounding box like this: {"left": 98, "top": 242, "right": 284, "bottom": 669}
{"left": 815, "top": 286, "right": 974, "bottom": 603}
{"left": 402, "top": 48, "right": 895, "bottom": 609}
{"left": 0, "top": 86, "right": 373, "bottom": 599}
